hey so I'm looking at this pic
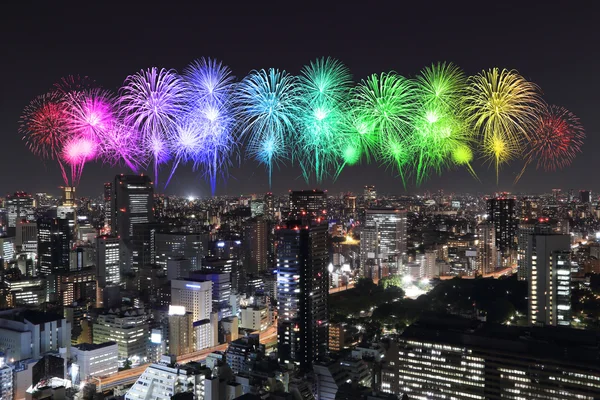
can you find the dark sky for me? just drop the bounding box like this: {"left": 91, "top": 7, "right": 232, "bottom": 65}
{"left": 1, "top": 1, "right": 598, "bottom": 198}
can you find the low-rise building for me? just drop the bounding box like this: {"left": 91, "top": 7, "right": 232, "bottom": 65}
{"left": 71, "top": 342, "right": 118, "bottom": 381}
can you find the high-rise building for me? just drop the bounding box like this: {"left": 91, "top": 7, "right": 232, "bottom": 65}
{"left": 104, "top": 182, "right": 112, "bottom": 232}
{"left": 289, "top": 190, "right": 327, "bottom": 220}
{"left": 190, "top": 271, "right": 232, "bottom": 320}
{"left": 0, "top": 357, "right": 13, "bottom": 400}
{"left": 111, "top": 174, "right": 154, "bottom": 241}
{"left": 93, "top": 308, "right": 149, "bottom": 363}
{"left": 264, "top": 192, "right": 275, "bottom": 220}
{"left": 6, "top": 192, "right": 35, "bottom": 228}
{"left": 476, "top": 221, "right": 497, "bottom": 275}
{"left": 96, "top": 236, "right": 120, "bottom": 287}
{"left": 486, "top": 196, "right": 517, "bottom": 257}
{"left": 385, "top": 316, "right": 600, "bottom": 400}
{"left": 171, "top": 279, "right": 213, "bottom": 323}
{"left": 155, "top": 232, "right": 206, "bottom": 272}
{"left": 243, "top": 217, "right": 268, "bottom": 274}
{"left": 580, "top": 190, "right": 592, "bottom": 204}
{"left": 15, "top": 220, "right": 37, "bottom": 255}
{"left": 527, "top": 231, "right": 571, "bottom": 326}
{"left": 360, "top": 209, "right": 407, "bottom": 277}
{"left": 168, "top": 307, "right": 194, "bottom": 357}
{"left": 250, "top": 199, "right": 264, "bottom": 217}
{"left": 363, "top": 185, "right": 376, "bottom": 202}
{"left": 37, "top": 216, "right": 72, "bottom": 275}
{"left": 277, "top": 221, "right": 328, "bottom": 370}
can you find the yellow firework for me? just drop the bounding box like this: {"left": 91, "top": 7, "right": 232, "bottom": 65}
{"left": 464, "top": 68, "right": 543, "bottom": 179}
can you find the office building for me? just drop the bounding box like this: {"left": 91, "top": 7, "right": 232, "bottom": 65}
{"left": 15, "top": 220, "right": 37, "bottom": 255}
{"left": 384, "top": 316, "right": 600, "bottom": 400}
{"left": 168, "top": 307, "right": 194, "bottom": 357}
{"left": 71, "top": 342, "right": 118, "bottom": 381}
{"left": 125, "top": 357, "right": 211, "bottom": 400}
{"left": 527, "top": 232, "right": 571, "bottom": 326}
{"left": 155, "top": 232, "right": 205, "bottom": 273}
{"left": 6, "top": 192, "right": 35, "bottom": 228}
{"left": 580, "top": 190, "right": 592, "bottom": 204}
{"left": 239, "top": 306, "right": 271, "bottom": 332}
{"left": 37, "top": 216, "right": 72, "bottom": 275}
{"left": 486, "top": 197, "right": 517, "bottom": 257}
{"left": 363, "top": 185, "right": 376, "bottom": 201}
{"left": 476, "top": 221, "right": 497, "bottom": 275}
{"left": 289, "top": 190, "right": 327, "bottom": 220}
{"left": 360, "top": 209, "right": 407, "bottom": 277}
{"left": 0, "top": 358, "right": 13, "bottom": 400}
{"left": 243, "top": 217, "right": 268, "bottom": 274}
{"left": 93, "top": 308, "right": 149, "bottom": 363}
{"left": 277, "top": 221, "right": 328, "bottom": 370}
{"left": 190, "top": 272, "right": 232, "bottom": 320}
{"left": 264, "top": 192, "right": 274, "bottom": 220}
{"left": 104, "top": 182, "right": 112, "bottom": 232}
{"left": 111, "top": 174, "right": 154, "bottom": 240}
{"left": 328, "top": 323, "right": 346, "bottom": 353}
{"left": 96, "top": 235, "right": 120, "bottom": 287}
{"left": 226, "top": 334, "right": 261, "bottom": 375}
{"left": 171, "top": 279, "right": 213, "bottom": 323}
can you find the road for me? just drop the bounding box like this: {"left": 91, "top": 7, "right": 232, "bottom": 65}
{"left": 329, "top": 277, "right": 379, "bottom": 294}
{"left": 96, "top": 325, "right": 277, "bottom": 392}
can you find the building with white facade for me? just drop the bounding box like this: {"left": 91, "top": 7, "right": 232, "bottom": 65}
{"left": 93, "top": 308, "right": 148, "bottom": 364}
{"left": 71, "top": 342, "right": 118, "bottom": 381}
{"left": 239, "top": 306, "right": 271, "bottom": 332}
{"left": 171, "top": 279, "right": 212, "bottom": 323}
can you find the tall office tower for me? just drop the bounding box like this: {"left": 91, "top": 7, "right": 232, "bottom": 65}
{"left": 168, "top": 308, "right": 194, "bottom": 356}
{"left": 363, "top": 185, "right": 376, "bottom": 202}
{"left": 155, "top": 232, "right": 205, "bottom": 272}
{"left": 62, "top": 186, "right": 75, "bottom": 207}
{"left": 250, "top": 200, "right": 264, "bottom": 218}
{"left": 104, "top": 182, "right": 112, "bottom": 232}
{"left": 520, "top": 197, "right": 539, "bottom": 219}
{"left": 343, "top": 194, "right": 357, "bottom": 219}
{"left": 37, "top": 216, "right": 72, "bottom": 275}
{"left": 96, "top": 236, "right": 120, "bottom": 287}
{"left": 580, "top": 190, "right": 592, "bottom": 204}
{"left": 517, "top": 219, "right": 553, "bottom": 280}
{"left": 486, "top": 197, "right": 517, "bottom": 257}
{"left": 111, "top": 174, "right": 154, "bottom": 240}
{"left": 16, "top": 220, "right": 37, "bottom": 255}
{"left": 552, "top": 188, "right": 561, "bottom": 201}
{"left": 264, "top": 192, "right": 274, "bottom": 220}
{"left": 360, "top": 209, "right": 407, "bottom": 277}
{"left": 289, "top": 190, "right": 327, "bottom": 220}
{"left": 527, "top": 231, "right": 571, "bottom": 326}
{"left": 476, "top": 221, "right": 497, "bottom": 275}
{"left": 6, "top": 192, "right": 35, "bottom": 228}
{"left": 276, "top": 221, "right": 328, "bottom": 370}
{"left": 243, "top": 217, "right": 268, "bottom": 274}
{"left": 191, "top": 271, "right": 232, "bottom": 320}
{"left": 171, "top": 279, "right": 213, "bottom": 323}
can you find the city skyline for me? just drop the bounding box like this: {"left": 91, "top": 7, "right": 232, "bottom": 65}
{"left": 2, "top": 2, "right": 598, "bottom": 197}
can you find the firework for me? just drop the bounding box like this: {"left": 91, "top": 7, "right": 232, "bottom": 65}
{"left": 120, "top": 67, "right": 186, "bottom": 184}
{"left": 236, "top": 68, "right": 301, "bottom": 185}
{"left": 66, "top": 89, "right": 117, "bottom": 141}
{"left": 20, "top": 92, "right": 71, "bottom": 184}
{"left": 62, "top": 136, "right": 98, "bottom": 185}
{"left": 54, "top": 75, "right": 97, "bottom": 96}
{"left": 98, "top": 122, "right": 144, "bottom": 172}
{"left": 298, "top": 57, "right": 352, "bottom": 183}
{"left": 464, "top": 68, "right": 543, "bottom": 179}
{"left": 180, "top": 58, "right": 236, "bottom": 194}
{"left": 516, "top": 105, "right": 584, "bottom": 182}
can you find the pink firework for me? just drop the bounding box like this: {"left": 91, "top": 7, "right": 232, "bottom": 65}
{"left": 62, "top": 137, "right": 98, "bottom": 186}
{"left": 66, "top": 89, "right": 117, "bottom": 140}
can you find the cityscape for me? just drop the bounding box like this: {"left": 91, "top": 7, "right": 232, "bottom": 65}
{"left": 2, "top": 2, "right": 599, "bottom": 400}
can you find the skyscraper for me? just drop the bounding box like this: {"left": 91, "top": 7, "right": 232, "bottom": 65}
{"left": 111, "top": 174, "right": 154, "bottom": 241}
{"left": 171, "top": 279, "right": 213, "bottom": 323}
{"left": 96, "top": 236, "right": 120, "bottom": 287}
{"left": 526, "top": 231, "right": 571, "bottom": 326}
{"left": 360, "top": 209, "right": 407, "bottom": 277}
{"left": 580, "top": 190, "right": 592, "bottom": 204}
{"left": 6, "top": 192, "right": 35, "bottom": 228}
{"left": 168, "top": 307, "right": 194, "bottom": 357}
{"left": 37, "top": 216, "right": 72, "bottom": 275}
{"left": 104, "top": 182, "right": 112, "bottom": 233}
{"left": 243, "top": 217, "right": 268, "bottom": 274}
{"left": 486, "top": 196, "right": 517, "bottom": 257}
{"left": 289, "top": 190, "right": 327, "bottom": 220}
{"left": 276, "top": 221, "right": 328, "bottom": 370}
{"left": 476, "top": 221, "right": 497, "bottom": 275}
{"left": 264, "top": 192, "right": 274, "bottom": 220}
{"left": 363, "top": 185, "right": 376, "bottom": 202}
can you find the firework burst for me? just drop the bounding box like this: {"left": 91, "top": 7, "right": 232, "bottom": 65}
{"left": 236, "top": 68, "right": 301, "bottom": 185}
{"left": 298, "top": 57, "right": 352, "bottom": 183}
{"left": 464, "top": 68, "right": 543, "bottom": 179}
{"left": 120, "top": 67, "right": 187, "bottom": 185}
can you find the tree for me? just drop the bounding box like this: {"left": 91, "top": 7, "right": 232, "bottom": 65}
{"left": 355, "top": 277, "right": 377, "bottom": 295}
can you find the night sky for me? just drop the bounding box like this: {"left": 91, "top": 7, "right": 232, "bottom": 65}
{"left": 1, "top": 1, "right": 598, "bottom": 198}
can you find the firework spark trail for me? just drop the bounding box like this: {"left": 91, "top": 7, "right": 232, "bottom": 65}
{"left": 352, "top": 71, "right": 417, "bottom": 184}
{"left": 515, "top": 105, "right": 585, "bottom": 183}
{"left": 464, "top": 68, "right": 543, "bottom": 180}
{"left": 180, "top": 58, "right": 236, "bottom": 194}
{"left": 20, "top": 92, "right": 71, "bottom": 185}
{"left": 236, "top": 68, "right": 301, "bottom": 185}
{"left": 298, "top": 57, "right": 353, "bottom": 183}
{"left": 120, "top": 67, "right": 187, "bottom": 185}
{"left": 62, "top": 136, "right": 98, "bottom": 186}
